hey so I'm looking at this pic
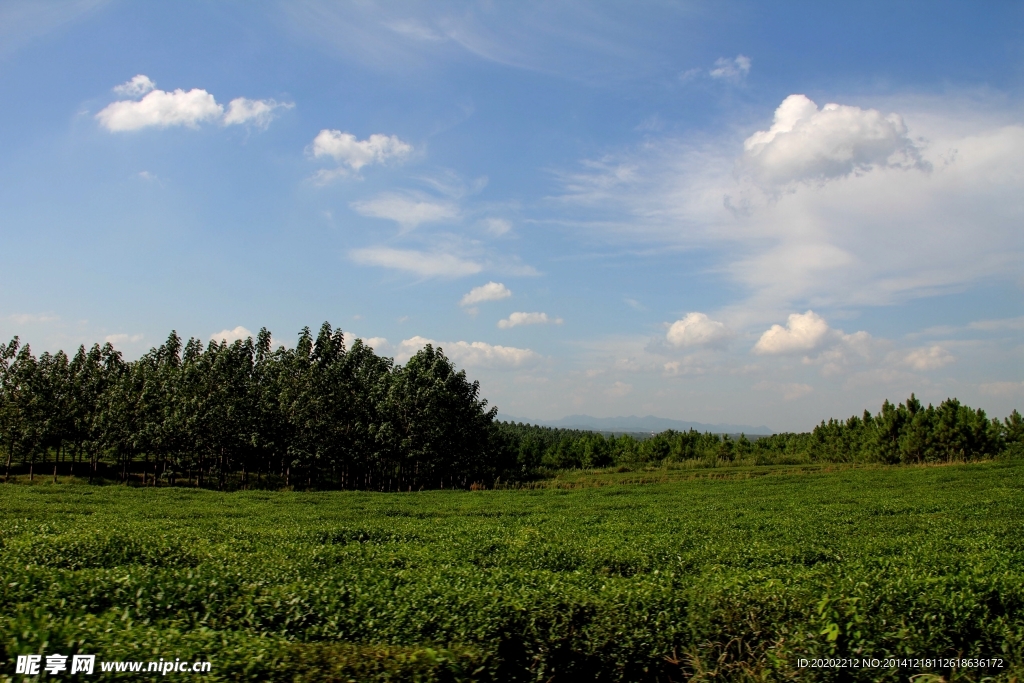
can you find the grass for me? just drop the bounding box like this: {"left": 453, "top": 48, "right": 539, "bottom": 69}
{"left": 1, "top": 461, "right": 1023, "bottom": 681}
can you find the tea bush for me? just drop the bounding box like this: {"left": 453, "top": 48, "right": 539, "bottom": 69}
{"left": 1, "top": 461, "right": 1022, "bottom": 681}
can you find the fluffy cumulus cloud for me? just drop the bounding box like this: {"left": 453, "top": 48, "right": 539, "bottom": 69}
{"left": 554, "top": 96, "right": 1024, "bottom": 318}
{"left": 96, "top": 75, "right": 290, "bottom": 131}
{"left": 350, "top": 247, "right": 481, "bottom": 277}
{"left": 666, "top": 312, "right": 731, "bottom": 348}
{"left": 903, "top": 345, "right": 955, "bottom": 371}
{"left": 753, "top": 310, "right": 830, "bottom": 355}
{"left": 742, "top": 94, "right": 926, "bottom": 187}
{"left": 460, "top": 282, "right": 511, "bottom": 307}
{"left": 497, "top": 312, "right": 563, "bottom": 329}
{"left": 397, "top": 336, "right": 539, "bottom": 368}
{"left": 211, "top": 326, "right": 253, "bottom": 344}
{"left": 709, "top": 54, "right": 751, "bottom": 81}
{"left": 351, "top": 193, "right": 459, "bottom": 232}
{"left": 311, "top": 130, "right": 412, "bottom": 170}
{"left": 360, "top": 337, "right": 390, "bottom": 353}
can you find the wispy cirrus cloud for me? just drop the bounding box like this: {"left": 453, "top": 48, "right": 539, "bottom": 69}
{"left": 350, "top": 246, "right": 481, "bottom": 278}
{"left": 351, "top": 193, "right": 459, "bottom": 232}
{"left": 709, "top": 54, "right": 750, "bottom": 81}
{"left": 281, "top": 1, "right": 688, "bottom": 84}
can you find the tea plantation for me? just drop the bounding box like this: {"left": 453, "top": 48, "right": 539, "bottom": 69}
{"left": 2, "top": 461, "right": 1023, "bottom": 681}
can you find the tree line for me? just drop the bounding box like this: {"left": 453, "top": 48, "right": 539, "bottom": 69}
{"left": 0, "top": 324, "right": 508, "bottom": 489}
{"left": 1, "top": 324, "right": 1021, "bottom": 489}
{"left": 498, "top": 396, "right": 1023, "bottom": 470}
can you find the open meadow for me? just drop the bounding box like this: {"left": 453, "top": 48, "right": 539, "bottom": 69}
{"left": 2, "top": 460, "right": 1023, "bottom": 682}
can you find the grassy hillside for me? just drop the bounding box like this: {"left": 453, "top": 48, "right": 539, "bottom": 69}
{"left": 2, "top": 461, "right": 1023, "bottom": 681}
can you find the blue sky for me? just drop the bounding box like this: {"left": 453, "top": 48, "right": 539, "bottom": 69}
{"left": 1, "top": 1, "right": 1022, "bottom": 431}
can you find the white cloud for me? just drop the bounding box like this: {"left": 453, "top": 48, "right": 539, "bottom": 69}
{"left": 903, "top": 345, "right": 955, "bottom": 371}
{"left": 397, "top": 335, "right": 539, "bottom": 368}
{"left": 350, "top": 247, "right": 482, "bottom": 277}
{"left": 104, "top": 333, "right": 143, "bottom": 345}
{"left": 211, "top": 326, "right": 253, "bottom": 344}
{"left": 497, "top": 312, "right": 563, "bottom": 329}
{"left": 223, "top": 97, "right": 292, "bottom": 127}
{"left": 666, "top": 312, "right": 731, "bottom": 348}
{"left": 97, "top": 87, "right": 223, "bottom": 131}
{"left": 753, "top": 310, "right": 830, "bottom": 355}
{"left": 311, "top": 130, "right": 412, "bottom": 170}
{"left": 460, "top": 282, "right": 511, "bottom": 307}
{"left": 742, "top": 94, "right": 926, "bottom": 187}
{"left": 554, "top": 103, "right": 1024, "bottom": 317}
{"left": 709, "top": 54, "right": 750, "bottom": 81}
{"left": 96, "top": 76, "right": 290, "bottom": 131}
{"left": 361, "top": 336, "right": 390, "bottom": 353}
{"left": 351, "top": 193, "right": 459, "bottom": 232}
{"left": 817, "top": 330, "right": 876, "bottom": 377}
{"left": 113, "top": 74, "right": 155, "bottom": 97}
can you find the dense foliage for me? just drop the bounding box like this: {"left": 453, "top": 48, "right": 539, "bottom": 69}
{"left": 1, "top": 327, "right": 1021, "bottom": 490}
{"left": 498, "top": 396, "right": 1023, "bottom": 471}
{"left": 0, "top": 325, "right": 507, "bottom": 490}
{"left": 1, "top": 462, "right": 1022, "bottom": 681}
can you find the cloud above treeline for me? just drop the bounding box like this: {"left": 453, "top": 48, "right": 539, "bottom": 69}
{"left": 96, "top": 75, "right": 292, "bottom": 131}
{"left": 367, "top": 335, "right": 539, "bottom": 368}
{"left": 497, "top": 312, "right": 562, "bottom": 329}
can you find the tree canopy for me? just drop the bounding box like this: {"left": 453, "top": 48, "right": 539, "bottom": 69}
{"left": 1, "top": 325, "right": 1020, "bottom": 489}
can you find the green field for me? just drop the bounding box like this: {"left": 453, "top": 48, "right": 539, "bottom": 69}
{"left": 2, "top": 461, "right": 1023, "bottom": 681}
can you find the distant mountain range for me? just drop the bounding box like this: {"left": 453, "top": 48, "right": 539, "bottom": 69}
{"left": 497, "top": 413, "right": 773, "bottom": 435}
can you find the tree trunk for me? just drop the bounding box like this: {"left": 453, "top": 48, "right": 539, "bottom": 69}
{"left": 4, "top": 441, "right": 12, "bottom": 483}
